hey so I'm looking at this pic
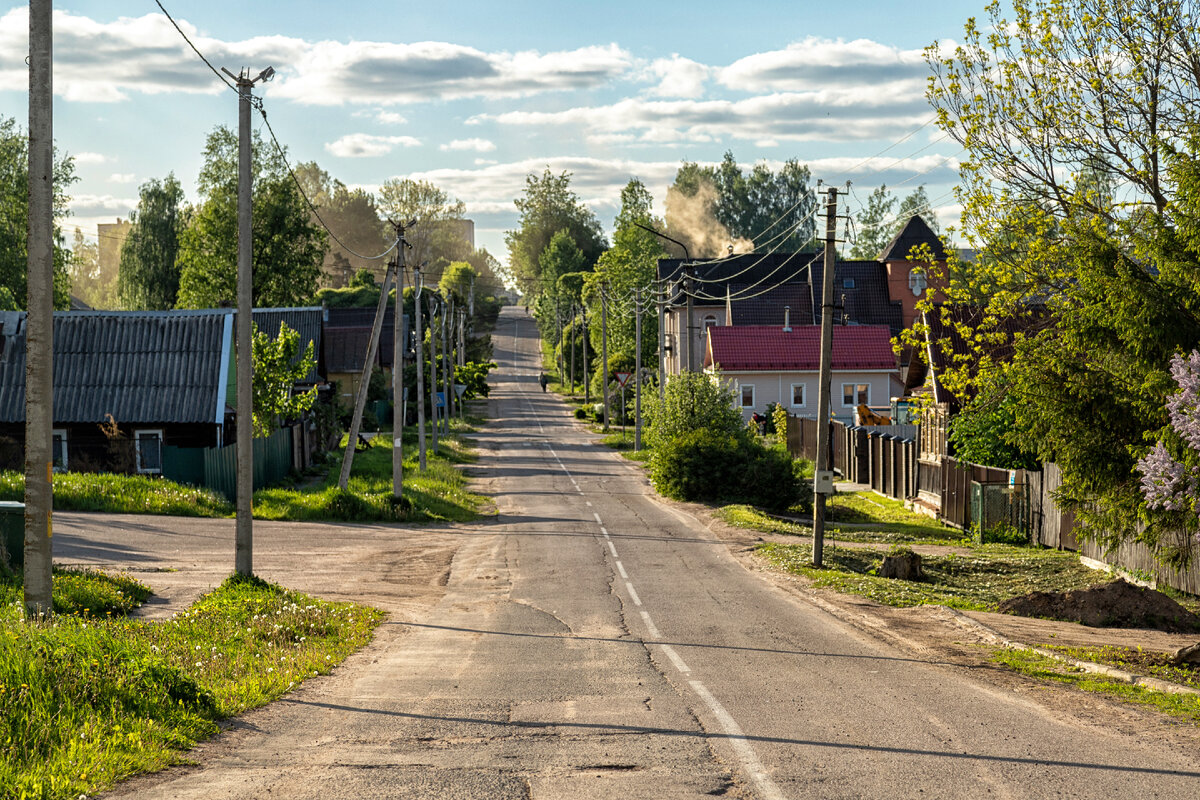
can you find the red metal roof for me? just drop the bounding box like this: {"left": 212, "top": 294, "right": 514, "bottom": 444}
{"left": 704, "top": 325, "right": 897, "bottom": 372}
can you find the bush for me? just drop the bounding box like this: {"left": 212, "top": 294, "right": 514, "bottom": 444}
{"left": 643, "top": 371, "right": 743, "bottom": 450}
{"left": 649, "top": 429, "right": 802, "bottom": 511}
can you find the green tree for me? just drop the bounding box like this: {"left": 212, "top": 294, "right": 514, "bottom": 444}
{"left": 176, "top": 126, "right": 326, "bottom": 309}
{"left": 505, "top": 168, "right": 605, "bottom": 302}
{"left": 118, "top": 174, "right": 186, "bottom": 310}
{"left": 294, "top": 161, "right": 390, "bottom": 284}
{"left": 643, "top": 370, "right": 744, "bottom": 450}
{"left": 439, "top": 261, "right": 477, "bottom": 305}
{"left": 850, "top": 184, "right": 940, "bottom": 259}
{"left": 0, "top": 116, "right": 76, "bottom": 309}
{"left": 535, "top": 229, "right": 587, "bottom": 346}
{"left": 251, "top": 320, "right": 319, "bottom": 438}
{"left": 378, "top": 178, "right": 470, "bottom": 277}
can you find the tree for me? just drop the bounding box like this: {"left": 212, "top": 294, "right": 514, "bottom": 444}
{"left": 505, "top": 168, "right": 605, "bottom": 302}
{"left": 176, "top": 126, "right": 326, "bottom": 309}
{"left": 118, "top": 174, "right": 186, "bottom": 310}
{"left": 439, "top": 261, "right": 477, "bottom": 305}
{"left": 0, "top": 116, "right": 75, "bottom": 309}
{"left": 921, "top": 0, "right": 1200, "bottom": 563}
{"left": 67, "top": 227, "right": 116, "bottom": 309}
{"left": 252, "top": 320, "right": 318, "bottom": 438}
{"left": 378, "top": 178, "right": 470, "bottom": 279}
{"left": 294, "top": 161, "right": 390, "bottom": 285}
{"left": 643, "top": 370, "right": 744, "bottom": 450}
{"left": 665, "top": 152, "right": 816, "bottom": 258}
{"left": 850, "top": 184, "right": 940, "bottom": 259}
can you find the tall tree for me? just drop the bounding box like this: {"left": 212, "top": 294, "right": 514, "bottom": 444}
{"left": 850, "top": 184, "right": 940, "bottom": 259}
{"left": 176, "top": 126, "right": 326, "bottom": 309}
{"left": 118, "top": 174, "right": 186, "bottom": 310}
{"left": 505, "top": 168, "right": 605, "bottom": 302}
{"left": 0, "top": 116, "right": 75, "bottom": 309}
{"left": 294, "top": 161, "right": 390, "bottom": 285}
{"left": 378, "top": 178, "right": 471, "bottom": 280}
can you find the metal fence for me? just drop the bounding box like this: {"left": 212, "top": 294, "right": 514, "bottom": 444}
{"left": 163, "top": 426, "right": 294, "bottom": 501}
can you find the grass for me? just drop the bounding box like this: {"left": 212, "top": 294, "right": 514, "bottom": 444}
{"left": 0, "top": 570, "right": 383, "bottom": 800}
{"left": 0, "top": 472, "right": 233, "bottom": 517}
{"left": 0, "top": 423, "right": 484, "bottom": 525}
{"left": 254, "top": 426, "right": 485, "bottom": 523}
{"left": 756, "top": 541, "right": 1106, "bottom": 611}
{"left": 718, "top": 497, "right": 969, "bottom": 545}
{"left": 1038, "top": 644, "right": 1200, "bottom": 689}
{"left": 991, "top": 647, "right": 1200, "bottom": 723}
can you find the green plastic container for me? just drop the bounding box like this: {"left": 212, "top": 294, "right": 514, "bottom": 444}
{"left": 0, "top": 501, "right": 23, "bottom": 570}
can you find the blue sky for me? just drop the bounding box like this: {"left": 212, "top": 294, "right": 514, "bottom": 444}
{"left": 0, "top": 1, "right": 990, "bottom": 266}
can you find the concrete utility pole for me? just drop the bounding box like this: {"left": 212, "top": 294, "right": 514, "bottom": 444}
{"left": 338, "top": 266, "right": 394, "bottom": 489}
{"left": 812, "top": 187, "right": 839, "bottom": 568}
{"left": 657, "top": 283, "right": 666, "bottom": 404}
{"left": 391, "top": 219, "right": 412, "bottom": 499}
{"left": 582, "top": 306, "right": 590, "bottom": 405}
{"left": 441, "top": 298, "right": 451, "bottom": 434}
{"left": 24, "top": 0, "right": 52, "bottom": 618}
{"left": 415, "top": 268, "right": 427, "bottom": 471}
{"left": 600, "top": 285, "right": 610, "bottom": 431}
{"left": 429, "top": 294, "right": 439, "bottom": 455}
{"left": 684, "top": 269, "right": 695, "bottom": 373}
{"left": 569, "top": 306, "right": 576, "bottom": 394}
{"left": 224, "top": 64, "right": 273, "bottom": 576}
{"left": 634, "top": 287, "right": 643, "bottom": 451}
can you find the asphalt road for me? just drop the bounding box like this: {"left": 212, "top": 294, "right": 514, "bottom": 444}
{"left": 81, "top": 305, "right": 1200, "bottom": 799}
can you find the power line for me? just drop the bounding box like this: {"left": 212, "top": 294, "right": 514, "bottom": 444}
{"left": 154, "top": 1, "right": 236, "bottom": 92}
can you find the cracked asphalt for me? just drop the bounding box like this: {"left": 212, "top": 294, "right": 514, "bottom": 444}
{"left": 65, "top": 305, "right": 1200, "bottom": 799}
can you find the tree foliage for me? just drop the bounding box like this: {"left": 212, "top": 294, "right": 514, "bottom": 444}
{"left": 67, "top": 227, "right": 115, "bottom": 309}
{"left": 176, "top": 126, "right": 326, "bottom": 309}
{"left": 294, "top": 161, "right": 390, "bottom": 284}
{"left": 0, "top": 116, "right": 75, "bottom": 309}
{"left": 251, "top": 321, "right": 318, "bottom": 438}
{"left": 505, "top": 169, "right": 605, "bottom": 301}
{"left": 643, "top": 371, "right": 744, "bottom": 451}
{"left": 378, "top": 178, "right": 470, "bottom": 277}
{"left": 118, "top": 174, "right": 186, "bottom": 310}
{"left": 850, "top": 184, "right": 940, "bottom": 260}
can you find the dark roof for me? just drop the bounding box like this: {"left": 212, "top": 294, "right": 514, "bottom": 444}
{"left": 879, "top": 215, "right": 946, "bottom": 262}
{"left": 809, "top": 258, "right": 904, "bottom": 336}
{"left": 0, "top": 310, "right": 232, "bottom": 425}
{"left": 322, "top": 306, "right": 401, "bottom": 372}
{"left": 705, "top": 324, "right": 897, "bottom": 372}
{"left": 250, "top": 307, "right": 323, "bottom": 384}
{"left": 658, "top": 252, "right": 819, "bottom": 306}
{"left": 727, "top": 283, "right": 813, "bottom": 326}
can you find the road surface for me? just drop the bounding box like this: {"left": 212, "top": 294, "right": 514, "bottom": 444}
{"left": 81, "top": 305, "right": 1200, "bottom": 799}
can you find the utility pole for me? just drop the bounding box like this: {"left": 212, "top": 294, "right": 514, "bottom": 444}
{"left": 429, "top": 294, "right": 439, "bottom": 455}
{"left": 812, "top": 187, "right": 839, "bottom": 568}
{"left": 600, "top": 285, "right": 610, "bottom": 431}
{"left": 569, "top": 305, "right": 576, "bottom": 394}
{"left": 223, "top": 64, "right": 274, "bottom": 576}
{"left": 634, "top": 287, "right": 643, "bottom": 451}
{"left": 441, "top": 297, "right": 451, "bottom": 434}
{"left": 24, "top": 0, "right": 52, "bottom": 618}
{"left": 582, "top": 305, "right": 590, "bottom": 405}
{"left": 656, "top": 283, "right": 666, "bottom": 404}
{"left": 338, "top": 266, "right": 393, "bottom": 489}
{"left": 391, "top": 219, "right": 413, "bottom": 499}
{"left": 684, "top": 269, "right": 695, "bottom": 373}
{"left": 415, "top": 268, "right": 427, "bottom": 471}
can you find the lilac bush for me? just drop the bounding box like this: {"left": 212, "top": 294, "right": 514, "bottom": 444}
{"left": 1137, "top": 351, "right": 1200, "bottom": 541}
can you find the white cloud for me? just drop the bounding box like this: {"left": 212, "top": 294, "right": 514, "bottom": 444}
{"left": 68, "top": 193, "right": 139, "bottom": 218}
{"left": 474, "top": 158, "right": 498, "bottom": 166}
{"left": 643, "top": 55, "right": 710, "bottom": 98}
{"left": 719, "top": 37, "right": 928, "bottom": 93}
{"left": 353, "top": 108, "right": 409, "bottom": 125}
{"left": 108, "top": 173, "right": 137, "bottom": 184}
{"left": 324, "top": 133, "right": 421, "bottom": 158}
{"left": 73, "top": 152, "right": 109, "bottom": 164}
{"left": 441, "top": 138, "right": 496, "bottom": 152}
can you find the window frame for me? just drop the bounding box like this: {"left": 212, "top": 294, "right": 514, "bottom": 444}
{"left": 134, "top": 428, "right": 165, "bottom": 475}
{"left": 841, "top": 382, "right": 870, "bottom": 407}
{"left": 789, "top": 383, "right": 806, "bottom": 408}
{"left": 703, "top": 314, "right": 718, "bottom": 328}
{"left": 740, "top": 384, "right": 755, "bottom": 409}
{"left": 51, "top": 428, "right": 67, "bottom": 472}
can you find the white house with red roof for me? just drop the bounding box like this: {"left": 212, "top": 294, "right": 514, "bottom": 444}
{"left": 703, "top": 324, "right": 902, "bottom": 423}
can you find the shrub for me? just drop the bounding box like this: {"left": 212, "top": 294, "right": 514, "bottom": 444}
{"left": 643, "top": 371, "right": 743, "bottom": 450}
{"left": 649, "top": 429, "right": 802, "bottom": 510}
{"left": 738, "top": 442, "right": 803, "bottom": 511}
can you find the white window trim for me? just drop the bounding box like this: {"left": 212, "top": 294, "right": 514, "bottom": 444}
{"left": 135, "top": 428, "right": 165, "bottom": 474}
{"left": 789, "top": 384, "right": 806, "bottom": 408}
{"left": 51, "top": 428, "right": 67, "bottom": 472}
{"left": 841, "top": 383, "right": 870, "bottom": 407}
{"left": 703, "top": 314, "right": 718, "bottom": 328}
{"left": 740, "top": 384, "right": 755, "bottom": 408}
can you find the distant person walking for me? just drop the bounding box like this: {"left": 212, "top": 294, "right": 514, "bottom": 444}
{"left": 539, "top": 372, "right": 548, "bottom": 392}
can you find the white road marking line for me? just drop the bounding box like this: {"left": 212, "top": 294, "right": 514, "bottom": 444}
{"left": 639, "top": 610, "right": 661, "bottom": 638}
{"left": 688, "top": 682, "right": 785, "bottom": 800}
{"left": 593, "top": 512, "right": 602, "bottom": 523}
{"left": 608, "top": 541, "right": 619, "bottom": 557}
{"left": 586, "top": 502, "right": 593, "bottom": 508}
{"left": 625, "top": 582, "right": 642, "bottom": 607}
{"left": 660, "top": 644, "right": 691, "bottom": 674}
{"left": 600, "top": 527, "right": 610, "bottom": 539}
{"left": 615, "top": 560, "right": 627, "bottom": 578}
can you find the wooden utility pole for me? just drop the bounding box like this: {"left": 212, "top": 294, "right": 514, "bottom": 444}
{"left": 812, "top": 187, "right": 839, "bottom": 568}
{"left": 582, "top": 305, "right": 590, "bottom": 405}
{"left": 24, "top": 0, "right": 53, "bottom": 617}
{"left": 415, "top": 268, "right": 427, "bottom": 471}
{"left": 429, "top": 294, "right": 439, "bottom": 455}
{"left": 600, "top": 285, "right": 610, "bottom": 431}
{"left": 338, "top": 266, "right": 394, "bottom": 489}
{"left": 441, "top": 298, "right": 451, "bottom": 434}
{"left": 684, "top": 270, "right": 695, "bottom": 372}
{"left": 568, "top": 305, "right": 576, "bottom": 394}
{"left": 391, "top": 220, "right": 411, "bottom": 499}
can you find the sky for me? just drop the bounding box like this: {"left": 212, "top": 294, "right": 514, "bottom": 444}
{"left": 0, "top": 1, "right": 991, "bottom": 270}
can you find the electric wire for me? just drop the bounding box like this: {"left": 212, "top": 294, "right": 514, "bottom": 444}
{"left": 154, "top": 0, "right": 236, "bottom": 92}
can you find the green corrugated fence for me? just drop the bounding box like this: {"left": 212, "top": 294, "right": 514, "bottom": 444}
{"left": 165, "top": 427, "right": 294, "bottom": 501}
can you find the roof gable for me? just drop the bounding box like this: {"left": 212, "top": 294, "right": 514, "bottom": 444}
{"left": 879, "top": 215, "right": 946, "bottom": 261}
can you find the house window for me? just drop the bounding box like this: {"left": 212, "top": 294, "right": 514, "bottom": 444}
{"left": 843, "top": 278, "right": 856, "bottom": 289}
{"left": 909, "top": 269, "right": 927, "bottom": 297}
{"left": 790, "top": 384, "right": 806, "bottom": 408}
{"left": 740, "top": 385, "right": 755, "bottom": 408}
{"left": 135, "top": 429, "right": 164, "bottom": 474}
{"left": 703, "top": 314, "right": 718, "bottom": 328}
{"left": 51, "top": 429, "right": 67, "bottom": 471}
{"left": 842, "top": 383, "right": 870, "bottom": 407}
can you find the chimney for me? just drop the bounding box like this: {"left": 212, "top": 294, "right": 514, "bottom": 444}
{"left": 783, "top": 305, "right": 792, "bottom": 332}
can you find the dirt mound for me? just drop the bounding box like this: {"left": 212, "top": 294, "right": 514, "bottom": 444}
{"left": 997, "top": 579, "right": 1200, "bottom": 633}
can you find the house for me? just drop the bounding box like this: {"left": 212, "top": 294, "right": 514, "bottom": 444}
{"left": 657, "top": 215, "right": 945, "bottom": 381}
{"left": 703, "top": 324, "right": 901, "bottom": 424}
{"left": 322, "top": 305, "right": 404, "bottom": 406}
{"left": 0, "top": 309, "right": 236, "bottom": 474}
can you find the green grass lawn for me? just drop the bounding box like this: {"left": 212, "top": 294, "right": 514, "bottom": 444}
{"left": 757, "top": 541, "right": 1106, "bottom": 611}
{"left": 1, "top": 569, "right": 382, "bottom": 800}
{"left": 719, "top": 493, "right": 969, "bottom": 546}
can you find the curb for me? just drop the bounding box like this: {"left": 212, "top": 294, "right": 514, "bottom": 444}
{"left": 944, "top": 607, "right": 1200, "bottom": 698}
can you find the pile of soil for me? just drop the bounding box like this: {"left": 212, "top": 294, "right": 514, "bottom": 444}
{"left": 997, "top": 578, "right": 1200, "bottom": 633}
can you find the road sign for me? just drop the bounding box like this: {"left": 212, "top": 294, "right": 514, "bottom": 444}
{"left": 615, "top": 371, "right": 632, "bottom": 388}
{"left": 435, "top": 391, "right": 445, "bottom": 409}
{"left": 454, "top": 383, "right": 467, "bottom": 399}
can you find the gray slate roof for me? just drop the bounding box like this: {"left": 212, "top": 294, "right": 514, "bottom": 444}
{"left": 0, "top": 310, "right": 232, "bottom": 425}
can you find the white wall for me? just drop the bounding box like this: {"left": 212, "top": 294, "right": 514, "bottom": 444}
{"left": 719, "top": 369, "right": 898, "bottom": 423}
